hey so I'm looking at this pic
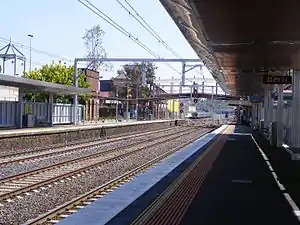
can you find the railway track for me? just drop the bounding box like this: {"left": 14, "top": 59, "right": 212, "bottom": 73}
{"left": 24, "top": 129, "right": 210, "bottom": 225}
{"left": 130, "top": 125, "right": 231, "bottom": 225}
{"left": 0, "top": 127, "right": 201, "bottom": 202}
{"left": 0, "top": 127, "right": 180, "bottom": 166}
{"left": 0, "top": 125, "right": 177, "bottom": 158}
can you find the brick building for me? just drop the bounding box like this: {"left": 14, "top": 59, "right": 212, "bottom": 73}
{"left": 81, "top": 68, "right": 100, "bottom": 98}
{"left": 81, "top": 68, "right": 101, "bottom": 121}
{"left": 81, "top": 69, "right": 169, "bottom": 120}
{"left": 81, "top": 69, "right": 116, "bottom": 120}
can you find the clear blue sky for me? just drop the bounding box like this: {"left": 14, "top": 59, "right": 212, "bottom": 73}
{"left": 0, "top": 0, "right": 219, "bottom": 93}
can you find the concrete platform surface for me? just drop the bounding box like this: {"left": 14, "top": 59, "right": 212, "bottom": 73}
{"left": 0, "top": 119, "right": 176, "bottom": 138}
{"left": 56, "top": 125, "right": 227, "bottom": 225}
{"left": 179, "top": 126, "right": 300, "bottom": 225}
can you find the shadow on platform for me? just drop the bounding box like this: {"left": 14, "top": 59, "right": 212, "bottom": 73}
{"left": 179, "top": 126, "right": 299, "bottom": 225}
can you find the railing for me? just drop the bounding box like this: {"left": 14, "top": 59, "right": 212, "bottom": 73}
{"left": 0, "top": 101, "right": 84, "bottom": 128}
{"left": 52, "top": 103, "right": 84, "bottom": 124}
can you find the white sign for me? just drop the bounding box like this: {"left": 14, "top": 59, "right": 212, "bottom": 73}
{"left": 188, "top": 106, "right": 196, "bottom": 112}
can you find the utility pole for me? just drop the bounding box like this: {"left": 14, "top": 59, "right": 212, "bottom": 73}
{"left": 28, "top": 34, "right": 33, "bottom": 72}
{"left": 136, "top": 85, "right": 139, "bottom": 120}
{"left": 126, "top": 85, "right": 130, "bottom": 122}
{"left": 115, "top": 85, "right": 119, "bottom": 122}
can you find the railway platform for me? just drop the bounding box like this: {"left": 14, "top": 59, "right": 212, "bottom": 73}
{"left": 0, "top": 119, "right": 176, "bottom": 138}
{"left": 0, "top": 119, "right": 184, "bottom": 153}
{"left": 56, "top": 125, "right": 300, "bottom": 225}
{"left": 177, "top": 126, "right": 300, "bottom": 225}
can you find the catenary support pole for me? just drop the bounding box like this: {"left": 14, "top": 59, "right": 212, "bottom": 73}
{"left": 276, "top": 84, "right": 284, "bottom": 147}
{"left": 73, "top": 60, "right": 78, "bottom": 125}
{"left": 291, "top": 70, "right": 300, "bottom": 149}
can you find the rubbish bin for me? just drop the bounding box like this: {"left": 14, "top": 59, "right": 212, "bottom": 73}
{"left": 23, "top": 114, "right": 35, "bottom": 128}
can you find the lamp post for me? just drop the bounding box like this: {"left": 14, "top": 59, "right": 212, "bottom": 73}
{"left": 28, "top": 34, "right": 33, "bottom": 72}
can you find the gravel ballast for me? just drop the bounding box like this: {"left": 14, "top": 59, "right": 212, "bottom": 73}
{"left": 0, "top": 127, "right": 188, "bottom": 178}
{"left": 0, "top": 129, "right": 209, "bottom": 225}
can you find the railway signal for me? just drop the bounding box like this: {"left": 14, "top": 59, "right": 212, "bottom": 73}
{"left": 193, "top": 87, "right": 198, "bottom": 96}
{"left": 192, "top": 82, "right": 198, "bottom": 104}
{"left": 180, "top": 102, "right": 184, "bottom": 114}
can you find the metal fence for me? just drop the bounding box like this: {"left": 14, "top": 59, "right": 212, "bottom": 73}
{"left": 53, "top": 103, "right": 84, "bottom": 124}
{"left": 0, "top": 101, "right": 84, "bottom": 128}
{"left": 0, "top": 101, "right": 17, "bottom": 127}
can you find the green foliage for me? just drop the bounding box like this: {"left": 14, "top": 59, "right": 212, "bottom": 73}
{"left": 23, "top": 63, "right": 90, "bottom": 104}
{"left": 114, "top": 62, "right": 157, "bottom": 99}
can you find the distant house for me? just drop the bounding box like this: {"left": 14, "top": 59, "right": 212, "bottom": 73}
{"left": 80, "top": 69, "right": 115, "bottom": 99}
{"left": 99, "top": 80, "right": 114, "bottom": 98}
{"left": 79, "top": 70, "right": 117, "bottom": 119}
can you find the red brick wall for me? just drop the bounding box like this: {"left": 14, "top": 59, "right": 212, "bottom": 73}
{"left": 84, "top": 69, "right": 100, "bottom": 96}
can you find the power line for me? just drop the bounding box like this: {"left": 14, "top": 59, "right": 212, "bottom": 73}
{"left": 78, "top": 0, "right": 181, "bottom": 75}
{"left": 0, "top": 40, "right": 52, "bottom": 67}
{"left": 24, "top": 59, "right": 44, "bottom": 67}
{"left": 115, "top": 0, "right": 181, "bottom": 58}
{"left": 114, "top": 0, "right": 181, "bottom": 74}
{"left": 122, "top": 0, "right": 181, "bottom": 58}
{"left": 78, "top": 0, "right": 160, "bottom": 58}
{"left": 0, "top": 38, "right": 95, "bottom": 69}
{"left": 0, "top": 37, "right": 72, "bottom": 62}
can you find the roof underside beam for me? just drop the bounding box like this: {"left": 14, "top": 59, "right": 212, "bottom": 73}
{"left": 159, "top": 0, "right": 229, "bottom": 94}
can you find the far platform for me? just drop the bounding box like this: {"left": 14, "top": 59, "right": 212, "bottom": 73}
{"left": 0, "top": 119, "right": 181, "bottom": 138}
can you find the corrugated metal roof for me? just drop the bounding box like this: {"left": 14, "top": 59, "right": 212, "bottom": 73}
{"left": 0, "top": 74, "right": 91, "bottom": 95}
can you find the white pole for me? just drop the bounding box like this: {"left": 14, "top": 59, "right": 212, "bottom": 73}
{"left": 126, "top": 85, "right": 129, "bottom": 122}
{"left": 116, "top": 85, "right": 119, "bottom": 122}
{"left": 28, "top": 34, "right": 33, "bottom": 72}
{"left": 29, "top": 38, "right": 31, "bottom": 72}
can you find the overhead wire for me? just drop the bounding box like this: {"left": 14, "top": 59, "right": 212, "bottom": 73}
{"left": 115, "top": 0, "right": 181, "bottom": 74}
{"left": 0, "top": 39, "right": 52, "bottom": 68}
{"left": 0, "top": 37, "right": 97, "bottom": 73}
{"left": 79, "top": 0, "right": 181, "bottom": 75}
{"left": 0, "top": 37, "right": 72, "bottom": 63}
{"left": 123, "top": 0, "right": 181, "bottom": 58}
{"left": 78, "top": 0, "right": 160, "bottom": 58}
{"left": 1, "top": 1, "right": 183, "bottom": 76}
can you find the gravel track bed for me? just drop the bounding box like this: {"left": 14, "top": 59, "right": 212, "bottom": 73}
{"left": 0, "top": 127, "right": 179, "bottom": 161}
{"left": 0, "top": 129, "right": 194, "bottom": 182}
{"left": 0, "top": 127, "right": 176, "bottom": 157}
{"left": 0, "top": 127, "right": 190, "bottom": 179}
{"left": 0, "top": 129, "right": 208, "bottom": 225}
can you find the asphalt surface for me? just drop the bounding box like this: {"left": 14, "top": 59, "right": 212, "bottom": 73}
{"left": 179, "top": 126, "right": 299, "bottom": 225}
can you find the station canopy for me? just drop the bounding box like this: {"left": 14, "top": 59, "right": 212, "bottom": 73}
{"left": 160, "top": 0, "right": 300, "bottom": 96}
{"left": 0, "top": 74, "right": 91, "bottom": 95}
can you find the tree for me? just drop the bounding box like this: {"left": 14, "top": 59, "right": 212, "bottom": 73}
{"left": 83, "top": 25, "right": 111, "bottom": 71}
{"left": 23, "top": 63, "right": 90, "bottom": 104}
{"left": 115, "top": 62, "right": 157, "bottom": 99}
